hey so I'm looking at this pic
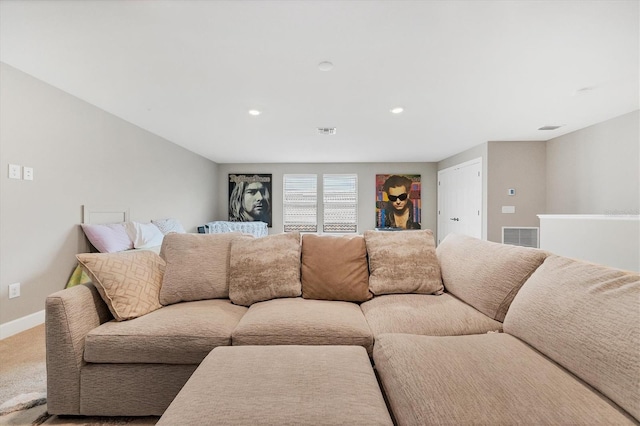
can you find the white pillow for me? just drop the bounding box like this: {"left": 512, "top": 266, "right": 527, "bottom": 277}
{"left": 125, "top": 221, "right": 165, "bottom": 249}
{"left": 151, "top": 218, "right": 186, "bottom": 235}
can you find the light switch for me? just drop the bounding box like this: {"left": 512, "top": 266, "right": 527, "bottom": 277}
{"left": 23, "top": 167, "right": 33, "bottom": 181}
{"left": 502, "top": 206, "right": 516, "bottom": 214}
{"left": 8, "top": 164, "right": 21, "bottom": 179}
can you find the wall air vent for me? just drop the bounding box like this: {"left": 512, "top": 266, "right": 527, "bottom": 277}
{"left": 317, "top": 127, "right": 337, "bottom": 135}
{"left": 502, "top": 227, "right": 539, "bottom": 248}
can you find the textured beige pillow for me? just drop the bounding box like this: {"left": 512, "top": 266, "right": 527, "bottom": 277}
{"left": 159, "top": 232, "right": 252, "bottom": 305}
{"left": 76, "top": 250, "right": 165, "bottom": 321}
{"left": 229, "top": 232, "right": 302, "bottom": 306}
{"left": 364, "top": 230, "right": 443, "bottom": 296}
{"left": 301, "top": 234, "right": 372, "bottom": 302}
{"left": 436, "top": 233, "right": 548, "bottom": 322}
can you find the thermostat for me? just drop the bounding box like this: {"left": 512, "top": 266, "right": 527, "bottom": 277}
{"left": 508, "top": 188, "right": 516, "bottom": 196}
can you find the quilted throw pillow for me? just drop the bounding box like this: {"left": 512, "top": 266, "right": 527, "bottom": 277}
{"left": 229, "top": 232, "right": 302, "bottom": 306}
{"left": 364, "top": 229, "right": 444, "bottom": 296}
{"left": 76, "top": 250, "right": 165, "bottom": 321}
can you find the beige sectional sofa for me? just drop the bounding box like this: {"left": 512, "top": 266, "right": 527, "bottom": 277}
{"left": 45, "top": 230, "right": 640, "bottom": 424}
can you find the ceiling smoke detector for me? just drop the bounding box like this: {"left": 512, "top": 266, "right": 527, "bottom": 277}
{"left": 317, "top": 127, "right": 337, "bottom": 135}
{"left": 538, "top": 125, "right": 563, "bottom": 131}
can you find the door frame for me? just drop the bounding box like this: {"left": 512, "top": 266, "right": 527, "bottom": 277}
{"left": 437, "top": 157, "right": 484, "bottom": 244}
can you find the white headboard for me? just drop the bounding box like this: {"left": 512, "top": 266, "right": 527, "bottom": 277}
{"left": 82, "top": 206, "right": 130, "bottom": 224}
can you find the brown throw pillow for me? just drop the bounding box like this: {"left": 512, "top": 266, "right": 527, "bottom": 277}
{"left": 159, "top": 232, "right": 253, "bottom": 305}
{"left": 301, "top": 234, "right": 372, "bottom": 302}
{"left": 76, "top": 250, "right": 165, "bottom": 321}
{"left": 364, "top": 229, "right": 444, "bottom": 296}
{"left": 229, "top": 232, "right": 302, "bottom": 306}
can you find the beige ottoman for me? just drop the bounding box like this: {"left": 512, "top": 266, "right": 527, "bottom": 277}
{"left": 157, "top": 345, "right": 393, "bottom": 426}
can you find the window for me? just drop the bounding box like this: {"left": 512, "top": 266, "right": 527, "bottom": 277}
{"left": 283, "top": 174, "right": 317, "bottom": 232}
{"left": 323, "top": 174, "right": 358, "bottom": 233}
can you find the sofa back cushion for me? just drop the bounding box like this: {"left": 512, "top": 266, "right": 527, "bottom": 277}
{"left": 436, "top": 233, "right": 547, "bottom": 322}
{"left": 364, "top": 230, "right": 443, "bottom": 296}
{"left": 503, "top": 255, "right": 640, "bottom": 421}
{"left": 301, "top": 234, "right": 372, "bottom": 302}
{"left": 159, "top": 232, "right": 251, "bottom": 305}
{"left": 229, "top": 232, "right": 302, "bottom": 306}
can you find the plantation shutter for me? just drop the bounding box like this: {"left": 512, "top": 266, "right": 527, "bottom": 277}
{"left": 323, "top": 174, "right": 358, "bottom": 233}
{"left": 283, "top": 174, "right": 317, "bottom": 232}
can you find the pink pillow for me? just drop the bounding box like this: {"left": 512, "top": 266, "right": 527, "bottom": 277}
{"left": 81, "top": 223, "right": 134, "bottom": 253}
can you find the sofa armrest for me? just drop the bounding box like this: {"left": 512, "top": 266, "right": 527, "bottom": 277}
{"left": 46, "top": 282, "right": 112, "bottom": 415}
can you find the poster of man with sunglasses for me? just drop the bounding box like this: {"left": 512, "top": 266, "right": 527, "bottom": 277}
{"left": 376, "top": 174, "right": 421, "bottom": 230}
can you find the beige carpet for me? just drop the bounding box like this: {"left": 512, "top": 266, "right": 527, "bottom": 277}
{"left": 0, "top": 325, "right": 159, "bottom": 425}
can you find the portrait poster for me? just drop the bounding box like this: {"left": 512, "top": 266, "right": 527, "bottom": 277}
{"left": 375, "top": 174, "right": 421, "bottom": 230}
{"left": 228, "top": 174, "right": 272, "bottom": 227}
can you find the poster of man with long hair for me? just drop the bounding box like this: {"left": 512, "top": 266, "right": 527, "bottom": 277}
{"left": 228, "top": 174, "right": 272, "bottom": 227}
{"left": 376, "top": 174, "right": 421, "bottom": 229}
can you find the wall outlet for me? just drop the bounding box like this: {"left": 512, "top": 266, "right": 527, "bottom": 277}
{"left": 8, "top": 164, "right": 21, "bottom": 179}
{"left": 23, "top": 167, "right": 34, "bottom": 181}
{"left": 9, "top": 282, "right": 20, "bottom": 299}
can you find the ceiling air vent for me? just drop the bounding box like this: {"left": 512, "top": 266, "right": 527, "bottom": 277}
{"left": 317, "top": 127, "right": 337, "bottom": 135}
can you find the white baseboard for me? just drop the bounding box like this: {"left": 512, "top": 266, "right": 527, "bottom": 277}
{"left": 0, "top": 310, "right": 45, "bottom": 340}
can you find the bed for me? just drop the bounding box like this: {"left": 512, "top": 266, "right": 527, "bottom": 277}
{"left": 66, "top": 206, "right": 182, "bottom": 288}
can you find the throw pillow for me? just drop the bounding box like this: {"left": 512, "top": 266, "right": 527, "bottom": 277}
{"left": 81, "top": 222, "right": 133, "bottom": 253}
{"left": 364, "top": 229, "right": 444, "bottom": 296}
{"left": 125, "top": 221, "right": 165, "bottom": 249}
{"left": 76, "top": 250, "right": 165, "bottom": 321}
{"left": 152, "top": 218, "right": 186, "bottom": 235}
{"left": 159, "top": 232, "right": 253, "bottom": 305}
{"left": 301, "top": 234, "right": 372, "bottom": 302}
{"left": 229, "top": 232, "right": 302, "bottom": 306}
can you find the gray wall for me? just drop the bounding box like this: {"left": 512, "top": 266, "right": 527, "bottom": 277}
{"left": 0, "top": 63, "right": 219, "bottom": 325}
{"left": 486, "top": 141, "right": 546, "bottom": 243}
{"left": 215, "top": 163, "right": 438, "bottom": 237}
{"left": 546, "top": 110, "right": 639, "bottom": 214}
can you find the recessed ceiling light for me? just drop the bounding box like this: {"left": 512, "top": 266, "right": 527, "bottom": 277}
{"left": 318, "top": 61, "right": 333, "bottom": 71}
{"left": 390, "top": 107, "right": 404, "bottom": 114}
{"left": 248, "top": 109, "right": 261, "bottom": 116}
{"left": 538, "top": 125, "right": 563, "bottom": 131}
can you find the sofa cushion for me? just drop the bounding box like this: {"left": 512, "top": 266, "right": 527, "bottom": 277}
{"left": 361, "top": 293, "right": 502, "bottom": 338}
{"left": 84, "top": 299, "right": 248, "bottom": 364}
{"left": 503, "top": 255, "right": 640, "bottom": 422}
{"left": 374, "top": 333, "right": 635, "bottom": 425}
{"left": 231, "top": 297, "right": 374, "bottom": 354}
{"left": 76, "top": 250, "right": 164, "bottom": 321}
{"left": 159, "top": 232, "right": 251, "bottom": 305}
{"left": 229, "top": 232, "right": 302, "bottom": 306}
{"left": 436, "top": 233, "right": 547, "bottom": 322}
{"left": 364, "top": 229, "right": 443, "bottom": 296}
{"left": 301, "top": 234, "right": 372, "bottom": 302}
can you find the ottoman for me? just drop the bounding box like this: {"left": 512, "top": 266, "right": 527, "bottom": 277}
{"left": 157, "top": 345, "right": 393, "bottom": 425}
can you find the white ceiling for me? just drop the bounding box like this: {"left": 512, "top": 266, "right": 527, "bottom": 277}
{"left": 1, "top": 0, "right": 638, "bottom": 164}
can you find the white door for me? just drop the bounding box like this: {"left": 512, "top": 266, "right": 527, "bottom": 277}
{"left": 437, "top": 158, "right": 482, "bottom": 244}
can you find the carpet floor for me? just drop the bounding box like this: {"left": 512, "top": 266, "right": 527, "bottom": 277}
{"left": 0, "top": 325, "right": 159, "bottom": 425}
